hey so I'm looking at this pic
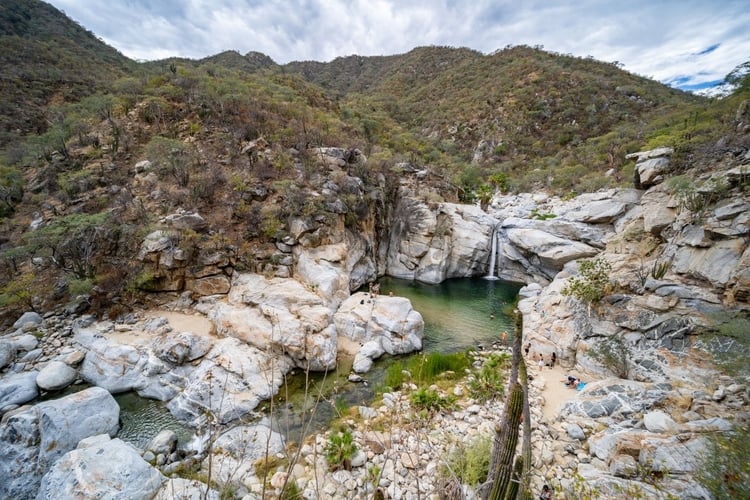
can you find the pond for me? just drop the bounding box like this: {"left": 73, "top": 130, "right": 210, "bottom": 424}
{"left": 266, "top": 276, "right": 521, "bottom": 441}
{"left": 115, "top": 277, "right": 520, "bottom": 448}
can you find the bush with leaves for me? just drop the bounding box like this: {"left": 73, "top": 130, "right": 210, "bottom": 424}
{"left": 410, "top": 387, "right": 455, "bottom": 414}
{"left": 561, "top": 257, "right": 612, "bottom": 304}
{"left": 697, "top": 426, "right": 750, "bottom": 499}
{"left": 324, "top": 426, "right": 358, "bottom": 471}
{"left": 467, "top": 353, "right": 509, "bottom": 402}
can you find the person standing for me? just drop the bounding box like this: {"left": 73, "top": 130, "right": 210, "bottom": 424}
{"left": 524, "top": 343, "right": 531, "bottom": 356}
{"left": 501, "top": 330, "right": 508, "bottom": 345}
{"left": 538, "top": 353, "right": 544, "bottom": 370}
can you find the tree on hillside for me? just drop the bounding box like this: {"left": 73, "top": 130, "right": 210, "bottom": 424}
{"left": 23, "top": 211, "right": 113, "bottom": 279}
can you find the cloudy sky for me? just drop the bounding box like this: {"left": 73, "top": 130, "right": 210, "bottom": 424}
{"left": 47, "top": 0, "right": 749, "bottom": 92}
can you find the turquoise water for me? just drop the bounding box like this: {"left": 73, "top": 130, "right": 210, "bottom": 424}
{"left": 267, "top": 277, "right": 521, "bottom": 440}
{"left": 378, "top": 276, "right": 521, "bottom": 352}
{"left": 115, "top": 277, "right": 521, "bottom": 447}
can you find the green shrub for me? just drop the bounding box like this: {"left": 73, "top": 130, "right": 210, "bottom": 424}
{"left": 410, "top": 387, "right": 455, "bottom": 414}
{"left": 561, "top": 257, "right": 612, "bottom": 304}
{"left": 441, "top": 434, "right": 493, "bottom": 486}
{"left": 468, "top": 353, "right": 509, "bottom": 402}
{"left": 0, "top": 165, "right": 23, "bottom": 217}
{"left": 383, "top": 362, "right": 405, "bottom": 390}
{"left": 324, "top": 426, "right": 358, "bottom": 471}
{"left": 697, "top": 427, "right": 750, "bottom": 499}
{"left": 408, "top": 351, "right": 471, "bottom": 386}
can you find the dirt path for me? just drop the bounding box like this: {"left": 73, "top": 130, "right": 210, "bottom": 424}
{"left": 528, "top": 360, "right": 584, "bottom": 422}
{"left": 146, "top": 310, "right": 214, "bottom": 336}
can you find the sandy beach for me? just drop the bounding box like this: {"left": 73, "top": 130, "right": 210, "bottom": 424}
{"left": 527, "top": 359, "right": 586, "bottom": 422}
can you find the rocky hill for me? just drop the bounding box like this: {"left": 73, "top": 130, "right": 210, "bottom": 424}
{"left": 0, "top": 0, "right": 749, "bottom": 498}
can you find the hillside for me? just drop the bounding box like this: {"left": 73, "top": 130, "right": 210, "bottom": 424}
{"left": 0, "top": 0, "right": 747, "bottom": 318}
{"left": 0, "top": 0, "right": 138, "bottom": 149}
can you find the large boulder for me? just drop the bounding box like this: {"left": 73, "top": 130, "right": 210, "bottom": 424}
{"left": 12, "top": 311, "right": 43, "bottom": 330}
{"left": 209, "top": 273, "right": 337, "bottom": 371}
{"left": 73, "top": 320, "right": 193, "bottom": 401}
{"left": 0, "top": 387, "right": 119, "bottom": 499}
{"left": 0, "top": 371, "right": 39, "bottom": 410}
{"left": 36, "top": 361, "right": 78, "bottom": 391}
{"left": 166, "top": 337, "right": 292, "bottom": 426}
{"left": 36, "top": 434, "right": 164, "bottom": 499}
{"left": 202, "top": 422, "right": 286, "bottom": 488}
{"left": 334, "top": 292, "right": 424, "bottom": 373}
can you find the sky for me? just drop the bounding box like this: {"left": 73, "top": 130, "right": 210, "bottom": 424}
{"left": 46, "top": 0, "right": 750, "bottom": 93}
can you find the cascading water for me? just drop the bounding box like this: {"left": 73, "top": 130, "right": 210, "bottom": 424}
{"left": 485, "top": 225, "right": 501, "bottom": 280}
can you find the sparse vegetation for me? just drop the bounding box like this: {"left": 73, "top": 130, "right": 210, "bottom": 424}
{"left": 561, "top": 257, "right": 613, "bottom": 304}
{"left": 324, "top": 426, "right": 358, "bottom": 471}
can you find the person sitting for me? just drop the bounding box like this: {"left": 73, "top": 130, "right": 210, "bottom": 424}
{"left": 539, "top": 484, "right": 552, "bottom": 500}
{"left": 564, "top": 375, "right": 578, "bottom": 387}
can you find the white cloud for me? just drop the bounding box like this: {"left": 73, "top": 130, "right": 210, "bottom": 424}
{"left": 48, "top": 0, "right": 750, "bottom": 90}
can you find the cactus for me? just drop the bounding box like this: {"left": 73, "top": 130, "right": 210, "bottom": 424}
{"left": 487, "top": 380, "right": 523, "bottom": 499}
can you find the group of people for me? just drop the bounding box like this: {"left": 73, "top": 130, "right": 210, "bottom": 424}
{"left": 525, "top": 343, "right": 556, "bottom": 370}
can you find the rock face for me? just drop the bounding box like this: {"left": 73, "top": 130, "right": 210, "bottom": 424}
{"left": 208, "top": 273, "right": 338, "bottom": 371}
{"left": 137, "top": 228, "right": 233, "bottom": 295}
{"left": 0, "top": 387, "right": 119, "bottom": 499}
{"left": 385, "top": 198, "right": 497, "bottom": 283}
{"left": 514, "top": 156, "right": 750, "bottom": 496}
{"left": 36, "top": 434, "right": 164, "bottom": 499}
{"left": 334, "top": 292, "right": 424, "bottom": 372}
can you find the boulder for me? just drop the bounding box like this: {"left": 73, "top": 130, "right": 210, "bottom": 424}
{"left": 191, "top": 275, "right": 231, "bottom": 296}
{"left": 154, "top": 478, "right": 219, "bottom": 500}
{"left": 12, "top": 311, "right": 43, "bottom": 330}
{"left": 36, "top": 361, "right": 78, "bottom": 391}
{"left": 643, "top": 410, "right": 679, "bottom": 433}
{"left": 36, "top": 434, "right": 164, "bottom": 499}
{"left": 200, "top": 423, "right": 285, "bottom": 488}
{"left": 210, "top": 273, "right": 337, "bottom": 371}
{"left": 0, "top": 370, "right": 39, "bottom": 409}
{"left": 152, "top": 331, "right": 213, "bottom": 365}
{"left": 147, "top": 429, "right": 178, "bottom": 456}
{"left": 77, "top": 336, "right": 145, "bottom": 393}
{"left": 167, "top": 337, "right": 292, "bottom": 426}
{"left": 0, "top": 340, "right": 14, "bottom": 369}
{"left": 334, "top": 292, "right": 424, "bottom": 373}
{"left": 0, "top": 387, "right": 119, "bottom": 498}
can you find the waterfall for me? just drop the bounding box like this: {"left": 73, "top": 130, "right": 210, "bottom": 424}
{"left": 485, "top": 226, "right": 500, "bottom": 280}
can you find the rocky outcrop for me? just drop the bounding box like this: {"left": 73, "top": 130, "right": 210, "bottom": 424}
{"left": 515, "top": 155, "right": 750, "bottom": 496}
{"left": 385, "top": 197, "right": 497, "bottom": 283}
{"left": 334, "top": 291, "right": 424, "bottom": 372}
{"left": 137, "top": 228, "right": 233, "bottom": 295}
{"left": 36, "top": 434, "right": 164, "bottom": 499}
{"left": 208, "top": 273, "right": 338, "bottom": 371}
{"left": 626, "top": 147, "right": 673, "bottom": 188}
{"left": 0, "top": 387, "right": 119, "bottom": 499}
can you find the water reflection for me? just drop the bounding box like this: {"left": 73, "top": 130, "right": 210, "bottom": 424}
{"left": 269, "top": 277, "right": 520, "bottom": 441}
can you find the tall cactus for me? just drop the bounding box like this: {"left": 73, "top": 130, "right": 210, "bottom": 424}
{"left": 482, "top": 307, "right": 529, "bottom": 500}
{"left": 487, "top": 381, "right": 523, "bottom": 499}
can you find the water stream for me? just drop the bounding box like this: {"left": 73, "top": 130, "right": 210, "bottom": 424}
{"left": 116, "top": 277, "right": 520, "bottom": 448}
{"left": 266, "top": 276, "right": 521, "bottom": 441}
